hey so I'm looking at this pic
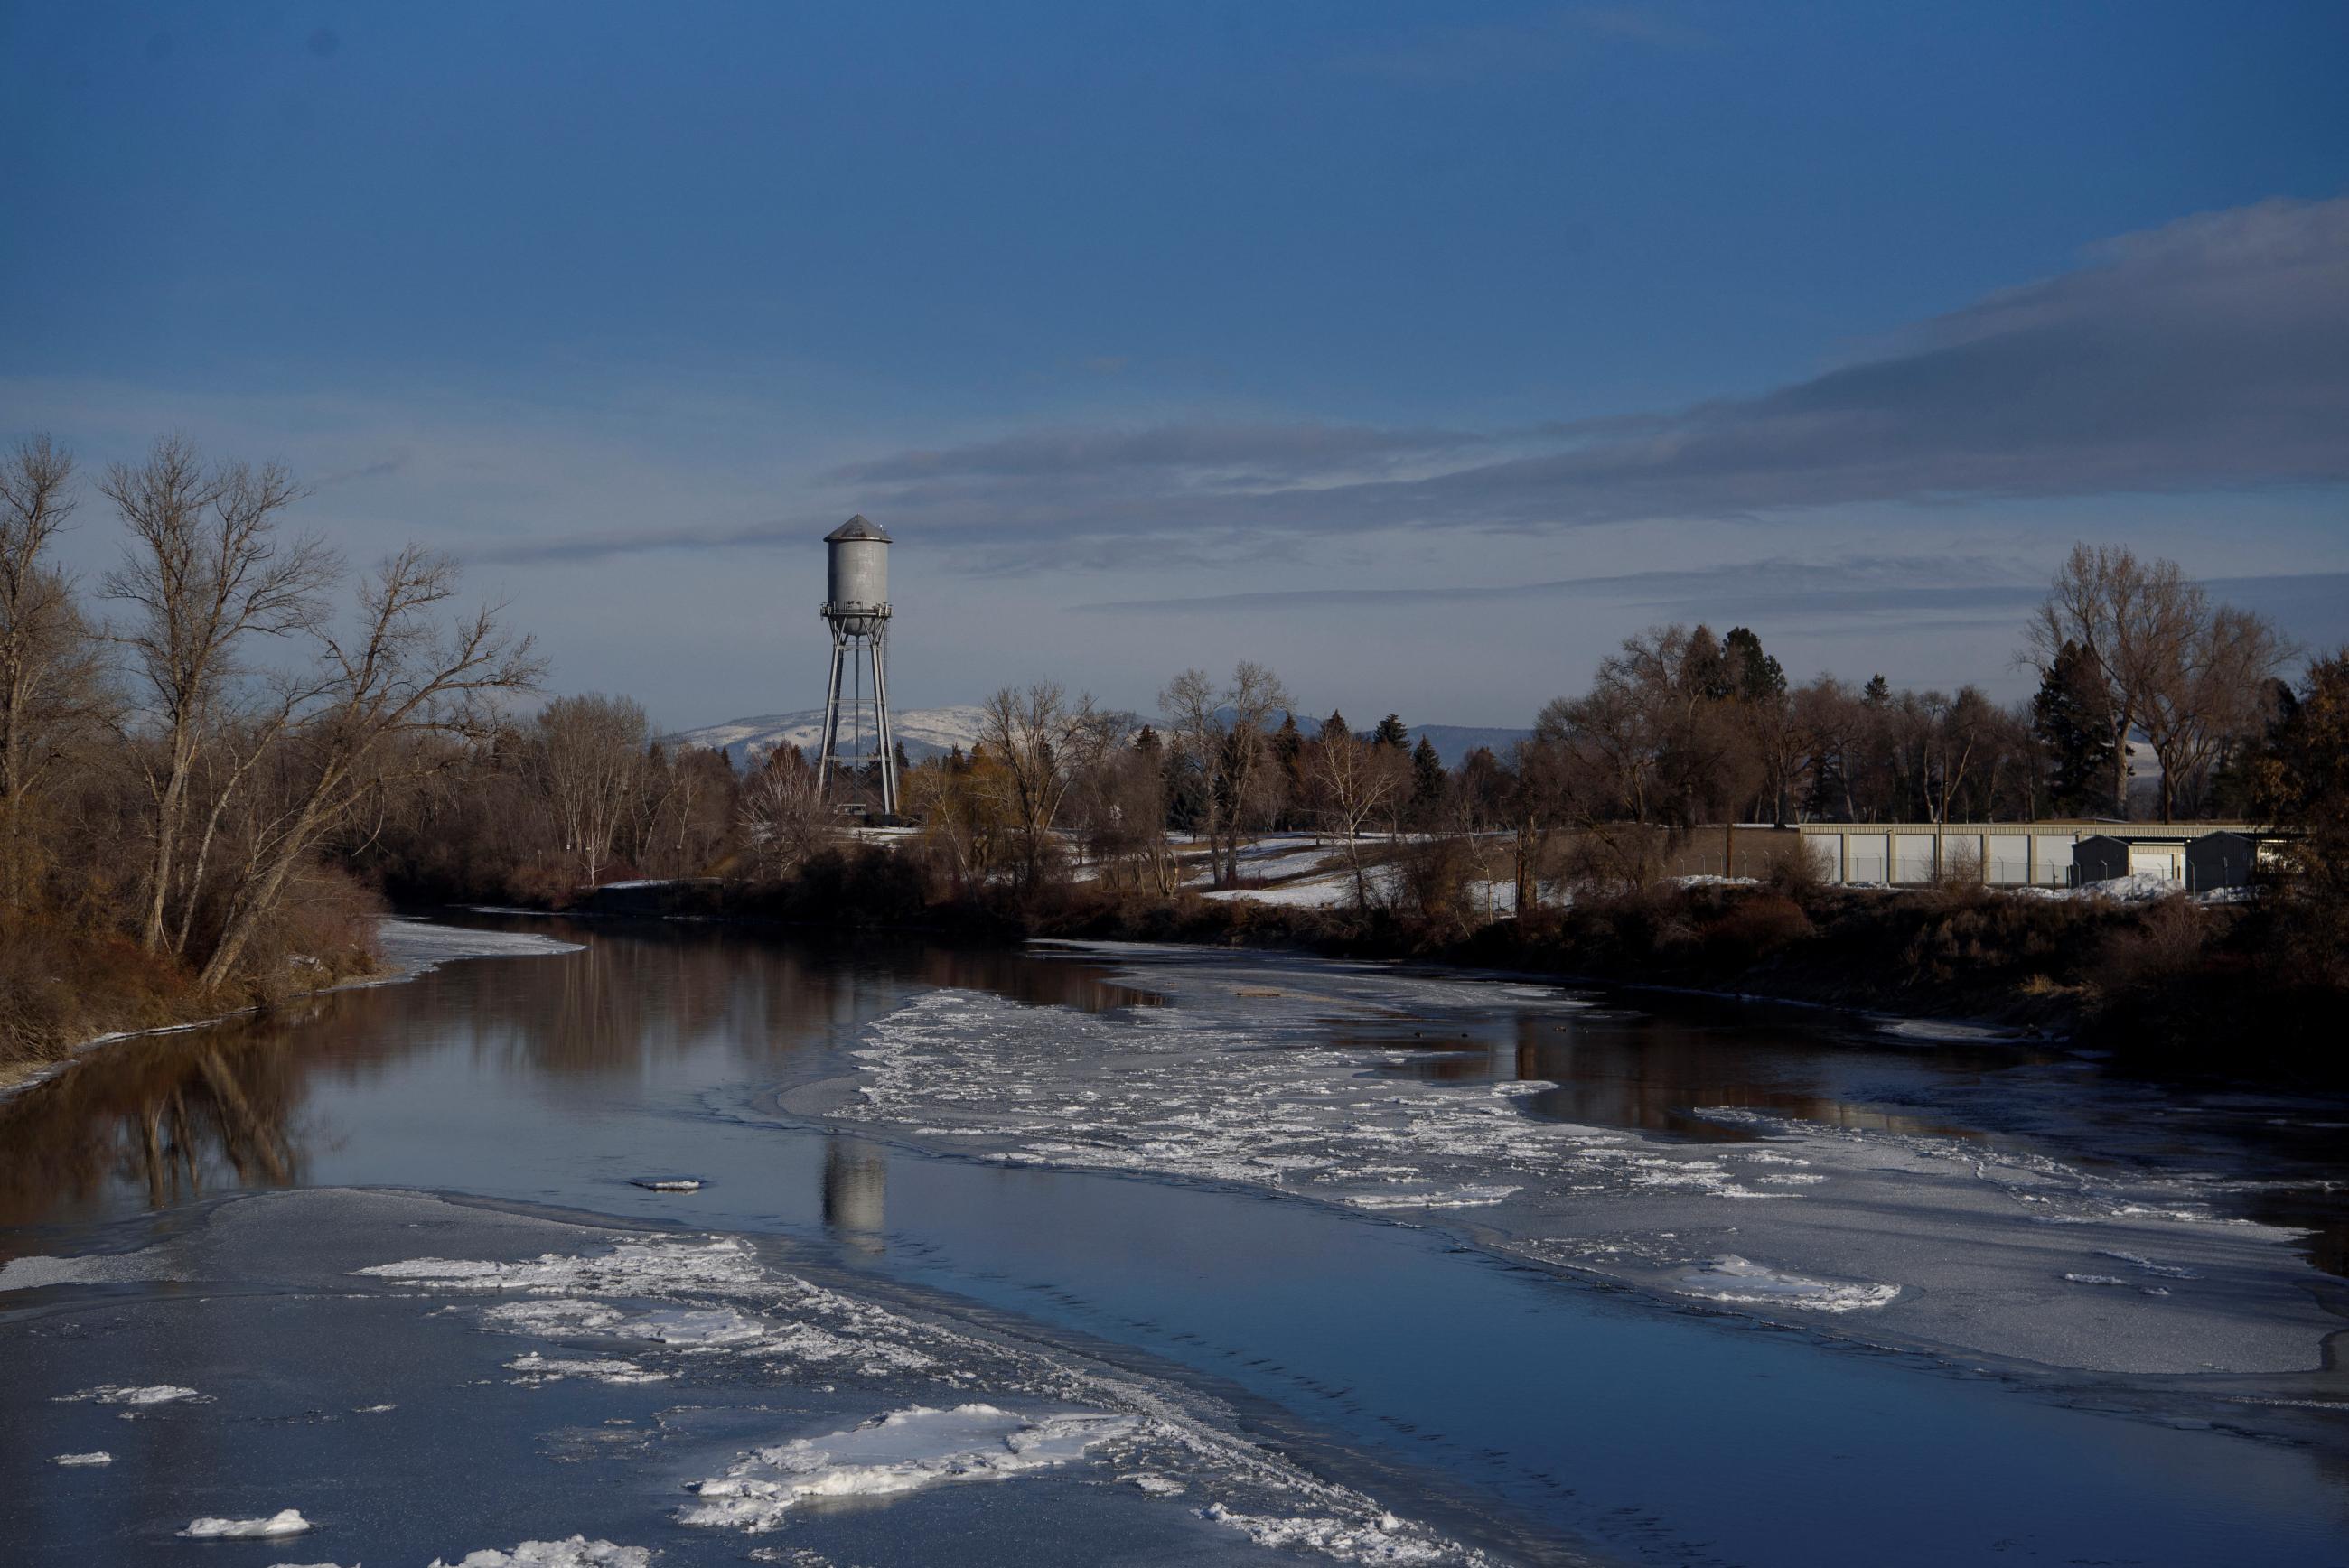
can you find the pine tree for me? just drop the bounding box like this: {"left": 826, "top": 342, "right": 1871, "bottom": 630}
{"left": 2244, "top": 649, "right": 2349, "bottom": 985}
{"left": 1372, "top": 713, "right": 1410, "bottom": 750}
{"left": 2030, "top": 639, "right": 2117, "bottom": 816}
{"left": 1131, "top": 724, "right": 1161, "bottom": 760}
{"left": 1317, "top": 709, "right": 1350, "bottom": 744}
{"left": 1863, "top": 673, "right": 1891, "bottom": 707}
{"left": 1270, "top": 713, "right": 1306, "bottom": 826}
{"left": 1409, "top": 735, "right": 1445, "bottom": 817}
{"left": 1724, "top": 626, "right": 1786, "bottom": 703}
{"left": 1686, "top": 626, "right": 1733, "bottom": 702}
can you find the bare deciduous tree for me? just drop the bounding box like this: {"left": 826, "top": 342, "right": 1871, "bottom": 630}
{"left": 1306, "top": 713, "right": 1406, "bottom": 907}
{"left": 534, "top": 694, "right": 651, "bottom": 886}
{"left": 1159, "top": 661, "right": 1292, "bottom": 886}
{"left": 2124, "top": 582, "right": 2290, "bottom": 822}
{"left": 739, "top": 743, "right": 834, "bottom": 878}
{"left": 978, "top": 681, "right": 1119, "bottom": 888}
{"left": 0, "top": 436, "right": 109, "bottom": 905}
{"left": 101, "top": 437, "right": 335, "bottom": 951}
{"left": 2025, "top": 544, "right": 2142, "bottom": 817}
{"left": 198, "top": 546, "right": 539, "bottom": 988}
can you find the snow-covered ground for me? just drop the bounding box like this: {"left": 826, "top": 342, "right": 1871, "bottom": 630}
{"left": 799, "top": 945, "right": 2342, "bottom": 1377}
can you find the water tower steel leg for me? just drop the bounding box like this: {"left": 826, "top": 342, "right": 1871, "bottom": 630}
{"left": 818, "top": 625, "right": 847, "bottom": 800}
{"left": 872, "top": 628, "right": 898, "bottom": 815}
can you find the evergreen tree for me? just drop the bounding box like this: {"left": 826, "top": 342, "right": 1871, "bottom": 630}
{"left": 2030, "top": 639, "right": 2117, "bottom": 816}
{"left": 1863, "top": 673, "right": 1891, "bottom": 707}
{"left": 2241, "top": 649, "right": 2349, "bottom": 985}
{"left": 1317, "top": 709, "right": 1350, "bottom": 744}
{"left": 1131, "top": 723, "right": 1161, "bottom": 760}
{"left": 1724, "top": 626, "right": 1786, "bottom": 703}
{"left": 1372, "top": 713, "right": 1410, "bottom": 750}
{"left": 1269, "top": 713, "right": 1306, "bottom": 826}
{"left": 1409, "top": 735, "right": 1446, "bottom": 817}
{"left": 1685, "top": 626, "right": 1734, "bottom": 702}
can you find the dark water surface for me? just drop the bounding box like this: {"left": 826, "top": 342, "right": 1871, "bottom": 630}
{"left": 4, "top": 916, "right": 2346, "bottom": 1566}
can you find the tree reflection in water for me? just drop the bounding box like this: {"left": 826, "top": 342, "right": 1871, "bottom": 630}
{"left": 0, "top": 1017, "right": 311, "bottom": 1231}
{"left": 0, "top": 920, "right": 1158, "bottom": 1249}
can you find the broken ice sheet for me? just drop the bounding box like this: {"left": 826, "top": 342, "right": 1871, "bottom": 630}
{"left": 677, "top": 1403, "right": 1138, "bottom": 1531}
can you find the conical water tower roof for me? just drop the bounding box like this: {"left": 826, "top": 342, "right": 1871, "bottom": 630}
{"left": 825, "top": 513, "right": 892, "bottom": 543}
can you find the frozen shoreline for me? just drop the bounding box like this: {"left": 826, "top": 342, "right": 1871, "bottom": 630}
{"left": 0, "top": 916, "right": 584, "bottom": 1106}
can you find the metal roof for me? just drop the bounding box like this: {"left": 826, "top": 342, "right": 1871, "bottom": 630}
{"left": 824, "top": 514, "right": 892, "bottom": 544}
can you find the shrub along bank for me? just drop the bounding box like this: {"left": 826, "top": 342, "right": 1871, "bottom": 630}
{"left": 568, "top": 845, "right": 2338, "bottom": 1084}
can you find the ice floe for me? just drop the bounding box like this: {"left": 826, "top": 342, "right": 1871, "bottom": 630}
{"left": 1674, "top": 1255, "right": 1902, "bottom": 1312}
{"left": 375, "top": 916, "right": 585, "bottom": 978}
{"left": 178, "top": 1508, "right": 312, "bottom": 1537}
{"left": 1, "top": 1247, "right": 185, "bottom": 1292}
{"left": 51, "top": 1451, "right": 111, "bottom": 1466}
{"left": 1201, "top": 1502, "right": 1453, "bottom": 1563}
{"left": 678, "top": 1403, "right": 1137, "bottom": 1531}
{"left": 504, "top": 1351, "right": 668, "bottom": 1385}
{"left": 51, "top": 1383, "right": 204, "bottom": 1406}
{"left": 427, "top": 1539, "right": 650, "bottom": 1567}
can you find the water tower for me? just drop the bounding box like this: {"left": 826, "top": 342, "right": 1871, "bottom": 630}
{"left": 817, "top": 514, "right": 898, "bottom": 814}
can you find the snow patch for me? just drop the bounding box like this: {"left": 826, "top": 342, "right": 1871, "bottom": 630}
{"left": 505, "top": 1352, "right": 668, "bottom": 1386}
{"left": 179, "top": 1509, "right": 312, "bottom": 1538}
{"left": 52, "top": 1383, "right": 204, "bottom": 1406}
{"left": 678, "top": 1404, "right": 1137, "bottom": 1532}
{"left": 428, "top": 1539, "right": 651, "bottom": 1568}
{"left": 375, "top": 917, "right": 585, "bottom": 978}
{"left": 1199, "top": 1502, "right": 1453, "bottom": 1563}
{"left": 1, "top": 1248, "right": 184, "bottom": 1292}
{"left": 1674, "top": 1255, "right": 1901, "bottom": 1312}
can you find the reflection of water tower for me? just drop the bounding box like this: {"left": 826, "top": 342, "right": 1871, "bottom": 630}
{"left": 823, "top": 1139, "right": 888, "bottom": 1254}
{"left": 817, "top": 515, "right": 898, "bottom": 815}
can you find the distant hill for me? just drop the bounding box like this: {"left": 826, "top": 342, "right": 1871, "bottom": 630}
{"left": 1407, "top": 724, "right": 1532, "bottom": 768}
{"left": 663, "top": 705, "right": 992, "bottom": 768}
{"left": 665, "top": 708, "right": 1530, "bottom": 772}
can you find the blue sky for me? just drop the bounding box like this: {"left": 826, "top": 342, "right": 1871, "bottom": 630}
{"left": 4, "top": 2, "right": 2344, "bottom": 728}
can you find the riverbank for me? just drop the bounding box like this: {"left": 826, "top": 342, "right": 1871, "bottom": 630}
{"left": 539, "top": 847, "right": 2338, "bottom": 1080}
{"left": 0, "top": 918, "right": 580, "bottom": 1101}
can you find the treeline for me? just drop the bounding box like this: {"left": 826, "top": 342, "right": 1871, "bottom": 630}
{"left": 2, "top": 435, "right": 536, "bottom": 1063}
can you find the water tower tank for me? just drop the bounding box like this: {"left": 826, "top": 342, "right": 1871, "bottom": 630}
{"left": 824, "top": 514, "right": 891, "bottom": 635}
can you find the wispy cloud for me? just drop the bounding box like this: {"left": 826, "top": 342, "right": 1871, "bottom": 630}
{"left": 819, "top": 421, "right": 1484, "bottom": 485}
{"left": 813, "top": 195, "right": 2349, "bottom": 560}
{"left": 1074, "top": 554, "right": 2047, "bottom": 616}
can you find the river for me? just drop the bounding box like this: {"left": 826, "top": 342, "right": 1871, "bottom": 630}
{"left": 3, "top": 914, "right": 2344, "bottom": 1566}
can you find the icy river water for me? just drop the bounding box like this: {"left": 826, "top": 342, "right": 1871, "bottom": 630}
{"left": 3, "top": 914, "right": 2346, "bottom": 1566}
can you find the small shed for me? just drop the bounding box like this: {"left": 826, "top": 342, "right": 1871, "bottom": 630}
{"left": 2185, "top": 831, "right": 2293, "bottom": 891}
{"left": 2073, "top": 835, "right": 2132, "bottom": 886}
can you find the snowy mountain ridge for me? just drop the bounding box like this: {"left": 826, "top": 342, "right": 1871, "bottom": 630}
{"left": 664, "top": 708, "right": 1532, "bottom": 770}
{"left": 662, "top": 706, "right": 993, "bottom": 768}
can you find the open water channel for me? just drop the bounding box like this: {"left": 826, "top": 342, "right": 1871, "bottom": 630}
{"left": 2, "top": 914, "right": 2344, "bottom": 1565}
